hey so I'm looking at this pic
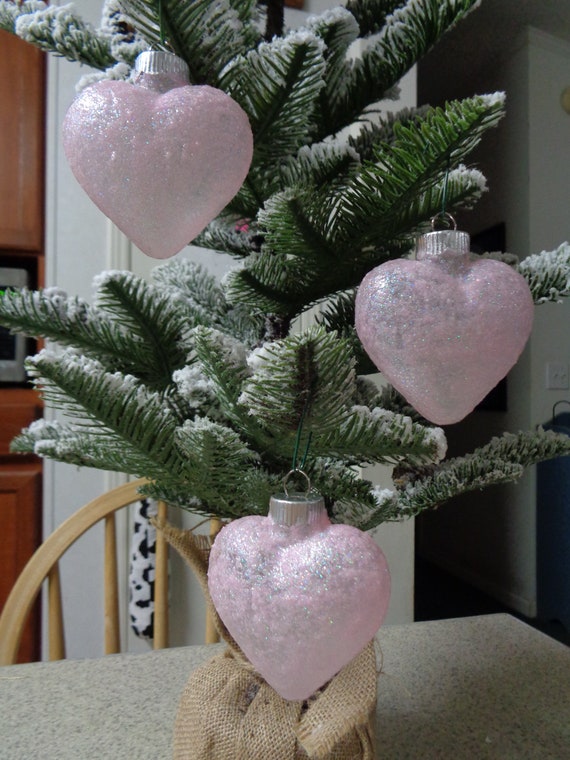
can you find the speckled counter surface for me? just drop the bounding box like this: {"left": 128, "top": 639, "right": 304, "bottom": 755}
{"left": 1, "top": 614, "right": 568, "bottom": 759}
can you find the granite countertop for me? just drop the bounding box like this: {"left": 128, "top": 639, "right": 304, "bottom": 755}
{"left": 0, "top": 614, "right": 568, "bottom": 759}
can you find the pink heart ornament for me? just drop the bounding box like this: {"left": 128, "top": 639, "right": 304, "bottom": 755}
{"left": 355, "top": 232, "right": 534, "bottom": 425}
{"left": 62, "top": 79, "right": 253, "bottom": 259}
{"left": 208, "top": 511, "right": 390, "bottom": 701}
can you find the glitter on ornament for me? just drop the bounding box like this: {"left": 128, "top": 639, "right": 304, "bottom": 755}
{"left": 62, "top": 51, "right": 253, "bottom": 259}
{"left": 207, "top": 477, "right": 391, "bottom": 701}
{"left": 355, "top": 217, "right": 534, "bottom": 425}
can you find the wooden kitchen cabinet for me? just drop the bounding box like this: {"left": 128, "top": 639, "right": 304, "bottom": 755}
{"left": 0, "top": 464, "right": 42, "bottom": 662}
{"left": 0, "top": 30, "right": 45, "bottom": 251}
{"left": 0, "top": 388, "right": 43, "bottom": 456}
{"left": 0, "top": 30, "right": 45, "bottom": 662}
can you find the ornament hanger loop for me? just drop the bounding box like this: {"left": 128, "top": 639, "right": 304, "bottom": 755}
{"left": 430, "top": 211, "right": 457, "bottom": 231}
{"left": 283, "top": 468, "right": 311, "bottom": 497}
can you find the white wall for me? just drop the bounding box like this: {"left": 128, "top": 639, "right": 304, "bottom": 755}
{"left": 528, "top": 30, "right": 570, "bottom": 428}
{"left": 416, "top": 28, "right": 570, "bottom": 617}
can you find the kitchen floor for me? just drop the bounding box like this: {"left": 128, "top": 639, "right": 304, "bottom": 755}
{"left": 414, "top": 556, "right": 570, "bottom": 647}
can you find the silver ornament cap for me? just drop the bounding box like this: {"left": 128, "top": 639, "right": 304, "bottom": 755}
{"left": 416, "top": 229, "right": 470, "bottom": 259}
{"left": 269, "top": 492, "right": 326, "bottom": 527}
{"left": 134, "top": 50, "right": 190, "bottom": 80}
{"left": 269, "top": 469, "right": 326, "bottom": 526}
{"left": 416, "top": 212, "right": 470, "bottom": 260}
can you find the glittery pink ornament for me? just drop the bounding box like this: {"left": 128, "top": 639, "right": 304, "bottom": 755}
{"left": 62, "top": 51, "right": 253, "bottom": 259}
{"left": 355, "top": 226, "right": 534, "bottom": 425}
{"left": 208, "top": 486, "right": 391, "bottom": 701}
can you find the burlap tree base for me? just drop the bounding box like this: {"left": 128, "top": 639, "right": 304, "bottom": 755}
{"left": 157, "top": 521, "right": 378, "bottom": 760}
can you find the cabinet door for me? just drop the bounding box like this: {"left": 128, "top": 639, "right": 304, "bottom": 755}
{"left": 0, "top": 465, "right": 42, "bottom": 662}
{"left": 0, "top": 31, "right": 45, "bottom": 251}
{"left": 0, "top": 389, "right": 43, "bottom": 456}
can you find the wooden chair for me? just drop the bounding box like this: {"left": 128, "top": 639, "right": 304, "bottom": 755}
{"left": 0, "top": 478, "right": 199, "bottom": 666}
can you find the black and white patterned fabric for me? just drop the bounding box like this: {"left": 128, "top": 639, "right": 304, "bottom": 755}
{"left": 129, "top": 498, "right": 158, "bottom": 639}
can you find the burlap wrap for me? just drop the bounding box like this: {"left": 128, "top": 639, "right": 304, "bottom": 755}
{"left": 157, "top": 521, "right": 378, "bottom": 760}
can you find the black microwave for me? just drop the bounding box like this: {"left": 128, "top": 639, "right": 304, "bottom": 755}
{"left": 0, "top": 266, "right": 29, "bottom": 383}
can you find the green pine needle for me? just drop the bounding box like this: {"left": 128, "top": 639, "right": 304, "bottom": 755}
{"left": 27, "top": 349, "right": 185, "bottom": 473}
{"left": 329, "top": 0, "right": 482, "bottom": 132}
{"left": 220, "top": 32, "right": 327, "bottom": 169}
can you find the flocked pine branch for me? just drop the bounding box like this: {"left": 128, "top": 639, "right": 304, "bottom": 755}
{"left": 375, "top": 384, "right": 433, "bottom": 424}
{"left": 11, "top": 317, "right": 450, "bottom": 521}
{"left": 139, "top": 462, "right": 280, "bottom": 518}
{"left": 232, "top": 326, "right": 447, "bottom": 468}
{"left": 277, "top": 142, "right": 361, "bottom": 196}
{"left": 0, "top": 278, "right": 187, "bottom": 389}
{"left": 301, "top": 7, "right": 359, "bottom": 131}
{"left": 0, "top": 0, "right": 45, "bottom": 31}
{"left": 315, "top": 405, "right": 446, "bottom": 467}
{"left": 518, "top": 243, "right": 570, "bottom": 304}
{"left": 220, "top": 31, "right": 327, "bottom": 204}
{"left": 313, "top": 290, "right": 375, "bottom": 374}
{"left": 239, "top": 327, "right": 357, "bottom": 437}
{"left": 92, "top": 271, "right": 192, "bottom": 384}
{"left": 332, "top": 428, "right": 570, "bottom": 530}
{"left": 117, "top": 0, "right": 262, "bottom": 84}
{"left": 12, "top": 418, "right": 166, "bottom": 476}
{"left": 344, "top": 0, "right": 407, "bottom": 38}
{"left": 329, "top": 95, "right": 504, "bottom": 248}
{"left": 194, "top": 217, "right": 263, "bottom": 260}
{"left": 324, "top": 0, "right": 482, "bottom": 135}
{"left": 152, "top": 259, "right": 265, "bottom": 344}
{"left": 189, "top": 326, "right": 253, "bottom": 428}
{"left": 180, "top": 324, "right": 445, "bottom": 476}
{"left": 223, "top": 94, "right": 503, "bottom": 317}
{"left": 172, "top": 418, "right": 262, "bottom": 516}
{"left": 13, "top": 415, "right": 273, "bottom": 519}
{"left": 0, "top": 263, "right": 265, "bottom": 390}
{"left": 10, "top": 2, "right": 116, "bottom": 69}
{"left": 0, "top": 286, "right": 130, "bottom": 356}
{"left": 347, "top": 106, "right": 430, "bottom": 159}
{"left": 395, "top": 429, "right": 570, "bottom": 519}
{"left": 26, "top": 349, "right": 186, "bottom": 467}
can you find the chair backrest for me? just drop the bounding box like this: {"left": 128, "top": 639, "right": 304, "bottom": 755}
{"left": 0, "top": 478, "right": 172, "bottom": 666}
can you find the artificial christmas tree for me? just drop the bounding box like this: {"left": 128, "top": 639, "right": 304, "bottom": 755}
{"left": 1, "top": 0, "right": 570, "bottom": 756}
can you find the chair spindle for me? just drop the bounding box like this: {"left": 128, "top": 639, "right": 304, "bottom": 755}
{"left": 153, "top": 500, "right": 169, "bottom": 649}
{"left": 48, "top": 564, "right": 65, "bottom": 661}
{"left": 104, "top": 514, "right": 120, "bottom": 654}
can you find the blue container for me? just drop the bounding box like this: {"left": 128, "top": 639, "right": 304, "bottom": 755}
{"left": 537, "top": 409, "right": 570, "bottom": 631}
